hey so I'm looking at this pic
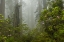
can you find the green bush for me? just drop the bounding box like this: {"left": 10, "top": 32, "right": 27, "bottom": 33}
{"left": 39, "top": 0, "right": 64, "bottom": 42}
{"left": 0, "top": 14, "right": 29, "bottom": 42}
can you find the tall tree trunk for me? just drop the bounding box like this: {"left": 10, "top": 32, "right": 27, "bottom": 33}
{"left": 43, "top": 0, "right": 47, "bottom": 8}
{"left": 13, "top": 0, "right": 20, "bottom": 27}
{"left": 19, "top": 0, "right": 22, "bottom": 24}
{"left": 0, "top": 0, "right": 5, "bottom": 16}
{"left": 36, "top": 0, "right": 47, "bottom": 20}
{"left": 13, "top": 4, "right": 20, "bottom": 27}
{"left": 13, "top": 0, "right": 22, "bottom": 27}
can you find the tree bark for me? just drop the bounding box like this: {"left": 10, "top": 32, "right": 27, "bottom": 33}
{"left": 0, "top": 0, "right": 5, "bottom": 16}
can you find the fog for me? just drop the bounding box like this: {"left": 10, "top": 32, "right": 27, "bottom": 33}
{"left": 22, "top": 0, "right": 38, "bottom": 28}
{"left": 5, "top": 0, "right": 46, "bottom": 28}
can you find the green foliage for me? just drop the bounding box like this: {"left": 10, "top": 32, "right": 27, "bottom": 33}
{"left": 39, "top": 0, "right": 64, "bottom": 42}
{"left": 52, "top": 0, "right": 63, "bottom": 9}
{"left": 0, "top": 14, "right": 29, "bottom": 42}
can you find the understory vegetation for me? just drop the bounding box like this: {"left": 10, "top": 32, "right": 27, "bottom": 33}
{"left": 0, "top": 0, "right": 64, "bottom": 42}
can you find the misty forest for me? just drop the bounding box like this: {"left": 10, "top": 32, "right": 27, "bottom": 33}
{"left": 0, "top": 0, "right": 64, "bottom": 42}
